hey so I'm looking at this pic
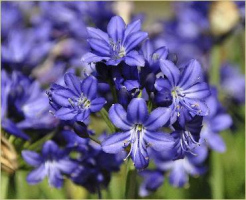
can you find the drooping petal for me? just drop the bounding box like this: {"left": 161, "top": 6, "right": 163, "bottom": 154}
{"left": 131, "top": 138, "right": 149, "bottom": 170}
{"left": 87, "top": 38, "right": 110, "bottom": 56}
{"left": 52, "top": 88, "right": 76, "bottom": 107}
{"left": 159, "top": 59, "right": 180, "bottom": 87}
{"left": 144, "top": 107, "right": 171, "bottom": 130}
{"left": 210, "top": 114, "right": 232, "bottom": 133}
{"left": 182, "top": 82, "right": 211, "bottom": 99}
{"left": 127, "top": 98, "right": 148, "bottom": 124}
{"left": 109, "top": 104, "right": 132, "bottom": 130}
{"left": 1, "top": 119, "right": 30, "bottom": 140}
{"left": 87, "top": 27, "right": 109, "bottom": 42}
{"left": 26, "top": 164, "right": 47, "bottom": 184}
{"left": 48, "top": 168, "right": 63, "bottom": 188}
{"left": 107, "top": 16, "right": 125, "bottom": 42}
{"left": 178, "top": 59, "right": 202, "bottom": 90}
{"left": 144, "top": 131, "right": 175, "bottom": 151}
{"left": 124, "top": 50, "right": 145, "bottom": 67}
{"left": 81, "top": 76, "right": 97, "bottom": 100}
{"left": 124, "top": 31, "right": 148, "bottom": 52}
{"left": 55, "top": 107, "right": 77, "bottom": 120}
{"left": 22, "top": 150, "right": 43, "bottom": 167}
{"left": 102, "top": 131, "right": 131, "bottom": 154}
{"left": 64, "top": 73, "right": 82, "bottom": 96}
{"left": 90, "top": 97, "right": 106, "bottom": 112}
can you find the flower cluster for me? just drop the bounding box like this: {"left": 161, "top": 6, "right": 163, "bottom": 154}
{"left": 1, "top": 2, "right": 244, "bottom": 198}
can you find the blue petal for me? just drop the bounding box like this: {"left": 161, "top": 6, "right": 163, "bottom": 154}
{"left": 183, "top": 82, "right": 211, "bottom": 99}
{"left": 140, "top": 39, "right": 154, "bottom": 63}
{"left": 75, "top": 109, "right": 90, "bottom": 123}
{"left": 81, "top": 52, "right": 109, "bottom": 63}
{"left": 187, "top": 145, "right": 208, "bottom": 165}
{"left": 127, "top": 98, "right": 148, "bottom": 124}
{"left": 48, "top": 168, "right": 63, "bottom": 188}
{"left": 87, "top": 27, "right": 109, "bottom": 42}
{"left": 81, "top": 76, "right": 97, "bottom": 100}
{"left": 52, "top": 88, "right": 76, "bottom": 107}
{"left": 109, "top": 104, "right": 132, "bottom": 130}
{"left": 124, "top": 31, "right": 148, "bottom": 52}
{"left": 207, "top": 133, "right": 226, "bottom": 152}
{"left": 160, "top": 60, "right": 180, "bottom": 87}
{"left": 102, "top": 131, "right": 131, "bottom": 154}
{"left": 2, "top": 119, "right": 30, "bottom": 140}
{"left": 169, "top": 161, "right": 188, "bottom": 188}
{"left": 182, "top": 98, "right": 209, "bottom": 116}
{"left": 90, "top": 97, "right": 106, "bottom": 112}
{"left": 42, "top": 140, "right": 59, "bottom": 156}
{"left": 55, "top": 107, "right": 77, "bottom": 120}
{"left": 64, "top": 73, "right": 82, "bottom": 96}
{"left": 107, "top": 16, "right": 125, "bottom": 42}
{"left": 144, "top": 131, "right": 175, "bottom": 151}
{"left": 154, "top": 78, "right": 172, "bottom": 91}
{"left": 124, "top": 50, "right": 145, "bottom": 66}
{"left": 210, "top": 114, "right": 232, "bottom": 132}
{"left": 178, "top": 59, "right": 202, "bottom": 90}
{"left": 22, "top": 150, "right": 42, "bottom": 167}
{"left": 144, "top": 107, "right": 171, "bottom": 130}
{"left": 106, "top": 58, "right": 123, "bottom": 66}
{"left": 124, "top": 80, "right": 140, "bottom": 91}
{"left": 131, "top": 139, "right": 149, "bottom": 170}
{"left": 87, "top": 38, "right": 110, "bottom": 56}
{"left": 57, "top": 159, "right": 77, "bottom": 174}
{"left": 124, "top": 19, "right": 141, "bottom": 38}
{"left": 26, "top": 164, "right": 46, "bottom": 185}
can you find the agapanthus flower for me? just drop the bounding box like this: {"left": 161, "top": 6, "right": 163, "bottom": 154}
{"left": 155, "top": 59, "right": 211, "bottom": 125}
{"left": 22, "top": 140, "right": 78, "bottom": 188}
{"left": 102, "top": 98, "right": 174, "bottom": 170}
{"left": 139, "top": 170, "right": 164, "bottom": 197}
{"left": 153, "top": 145, "right": 207, "bottom": 188}
{"left": 82, "top": 16, "right": 148, "bottom": 66}
{"left": 200, "top": 87, "right": 232, "bottom": 152}
{"left": 48, "top": 73, "right": 106, "bottom": 124}
{"left": 220, "top": 63, "right": 245, "bottom": 104}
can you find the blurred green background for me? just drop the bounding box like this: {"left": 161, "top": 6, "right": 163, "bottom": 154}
{"left": 1, "top": 1, "right": 245, "bottom": 199}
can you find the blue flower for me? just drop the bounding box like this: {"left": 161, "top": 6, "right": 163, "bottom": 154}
{"left": 102, "top": 98, "right": 174, "bottom": 170}
{"left": 139, "top": 170, "right": 164, "bottom": 197}
{"left": 200, "top": 87, "right": 232, "bottom": 152}
{"left": 22, "top": 140, "right": 78, "bottom": 188}
{"left": 82, "top": 16, "right": 148, "bottom": 66}
{"left": 155, "top": 59, "right": 211, "bottom": 125}
{"left": 48, "top": 73, "right": 106, "bottom": 124}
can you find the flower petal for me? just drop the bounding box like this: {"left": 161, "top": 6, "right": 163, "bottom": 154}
{"left": 26, "top": 164, "right": 46, "bottom": 185}
{"left": 107, "top": 16, "right": 125, "bottom": 42}
{"left": 154, "top": 78, "right": 172, "bottom": 91}
{"left": 127, "top": 98, "right": 148, "bottom": 124}
{"left": 102, "top": 131, "right": 131, "bottom": 154}
{"left": 124, "top": 50, "right": 145, "bottom": 66}
{"left": 124, "top": 31, "right": 148, "bottom": 52}
{"left": 57, "top": 159, "right": 78, "bottom": 174}
{"left": 87, "top": 38, "right": 110, "bottom": 56}
{"left": 144, "top": 131, "right": 174, "bottom": 151}
{"left": 182, "top": 98, "right": 209, "bottom": 116}
{"left": 64, "top": 73, "right": 82, "bottom": 96}
{"left": 124, "top": 19, "right": 141, "bottom": 38}
{"left": 178, "top": 59, "right": 202, "bottom": 89}
{"left": 160, "top": 59, "right": 180, "bottom": 87}
{"left": 48, "top": 168, "right": 63, "bottom": 188}
{"left": 183, "top": 82, "right": 211, "bottom": 99}
{"left": 140, "top": 39, "right": 154, "bottom": 63}
{"left": 52, "top": 88, "right": 76, "bottom": 107}
{"left": 22, "top": 150, "right": 42, "bottom": 167}
{"left": 210, "top": 114, "right": 232, "bottom": 133}
{"left": 87, "top": 27, "right": 109, "bottom": 42}
{"left": 144, "top": 107, "right": 171, "bottom": 130}
{"left": 81, "top": 76, "right": 97, "bottom": 100}
{"left": 90, "top": 97, "right": 106, "bottom": 112}
{"left": 55, "top": 107, "right": 77, "bottom": 120}
{"left": 42, "top": 140, "right": 59, "bottom": 156}
{"left": 81, "top": 52, "right": 109, "bottom": 63}
{"left": 109, "top": 104, "right": 132, "bottom": 130}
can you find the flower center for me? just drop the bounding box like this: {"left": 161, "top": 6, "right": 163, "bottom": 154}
{"left": 68, "top": 94, "right": 91, "bottom": 110}
{"left": 109, "top": 38, "right": 126, "bottom": 60}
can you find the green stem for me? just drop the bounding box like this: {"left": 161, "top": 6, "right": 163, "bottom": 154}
{"left": 148, "top": 100, "right": 153, "bottom": 113}
{"left": 124, "top": 159, "right": 137, "bottom": 199}
{"left": 108, "top": 79, "right": 118, "bottom": 103}
{"left": 210, "top": 45, "right": 221, "bottom": 86}
{"left": 210, "top": 151, "right": 224, "bottom": 199}
{"left": 100, "top": 108, "right": 116, "bottom": 133}
{"left": 89, "top": 135, "right": 101, "bottom": 145}
{"left": 137, "top": 89, "right": 142, "bottom": 98}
